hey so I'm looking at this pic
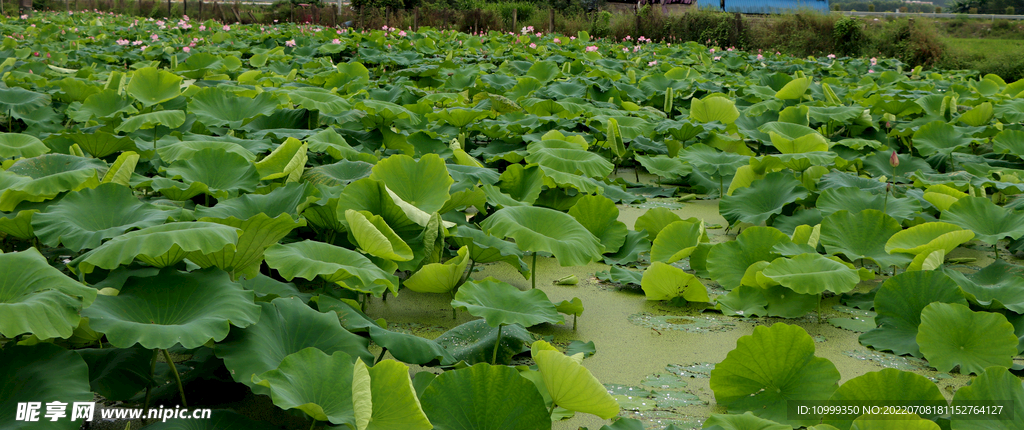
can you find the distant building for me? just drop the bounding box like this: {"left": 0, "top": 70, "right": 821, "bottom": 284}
{"left": 696, "top": 0, "right": 831, "bottom": 13}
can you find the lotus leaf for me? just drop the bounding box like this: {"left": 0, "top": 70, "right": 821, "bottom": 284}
{"left": 404, "top": 246, "right": 470, "bottom": 294}
{"left": 188, "top": 87, "right": 280, "bottom": 128}
{"left": 0, "top": 155, "right": 104, "bottom": 211}
{"left": 114, "top": 110, "right": 186, "bottom": 134}
{"left": 64, "top": 131, "right": 136, "bottom": 158}
{"left": 689, "top": 95, "right": 739, "bottom": 124}
{"left": 703, "top": 412, "right": 794, "bottom": 430}
{"left": 136, "top": 410, "right": 282, "bottom": 430}
{"left": 761, "top": 253, "right": 862, "bottom": 295}
{"left": 710, "top": 323, "right": 840, "bottom": 425}
{"left": 69, "top": 222, "right": 241, "bottom": 273}
{"left": 434, "top": 320, "right": 534, "bottom": 365}
{"left": 816, "top": 187, "right": 921, "bottom": 223}
{"left": 82, "top": 268, "right": 260, "bottom": 349}
{"left": 651, "top": 220, "right": 705, "bottom": 263}
{"left": 368, "top": 325, "right": 456, "bottom": 366}
{"left": 525, "top": 147, "right": 615, "bottom": 178}
{"left": 345, "top": 209, "right": 414, "bottom": 261}
{"left": 336, "top": 178, "right": 422, "bottom": 237}
{"left": 364, "top": 360, "right": 432, "bottom": 430}
{"left": 568, "top": 195, "right": 628, "bottom": 254}
{"left": 75, "top": 345, "right": 157, "bottom": 401}
{"left": 368, "top": 153, "right": 452, "bottom": 214}
{"left": 913, "top": 120, "right": 974, "bottom": 157}
{"left": 101, "top": 151, "right": 139, "bottom": 186}
{"left": 635, "top": 154, "right": 691, "bottom": 179}
{"left": 482, "top": 206, "right": 604, "bottom": 267}
{"left": 126, "top": 67, "right": 182, "bottom": 106}
{"left": 820, "top": 210, "right": 912, "bottom": 268}
{"left": 641, "top": 261, "right": 709, "bottom": 302}
{"left": 0, "top": 86, "right": 52, "bottom": 118}
{"left": 823, "top": 369, "right": 945, "bottom": 430}
{"left": 949, "top": 366, "right": 1023, "bottom": 429}
{"left": 885, "top": 221, "right": 974, "bottom": 257}
{"left": 940, "top": 261, "right": 1024, "bottom": 313}
{"left": 215, "top": 297, "right": 372, "bottom": 394}
{"left": 940, "top": 196, "right": 1024, "bottom": 245}
{"left": 254, "top": 348, "right": 371, "bottom": 427}
{"left": 188, "top": 213, "right": 306, "bottom": 280}
{"left": 420, "top": 363, "right": 551, "bottom": 430}
{"left": 264, "top": 240, "right": 398, "bottom": 296}
{"left": 0, "top": 344, "right": 93, "bottom": 430}
{"left": 916, "top": 302, "right": 1017, "bottom": 375}
{"left": 859, "top": 271, "right": 967, "bottom": 357}
{"left": 302, "top": 160, "right": 374, "bottom": 187}
{"left": 163, "top": 148, "right": 260, "bottom": 199}
{"left": 452, "top": 278, "right": 564, "bottom": 327}
{"left": 531, "top": 340, "right": 620, "bottom": 419}
{"left": 720, "top": 172, "right": 808, "bottom": 226}
{"left": 451, "top": 226, "right": 530, "bottom": 277}
{"left": 0, "top": 248, "right": 97, "bottom": 339}
{"left": 851, "top": 414, "right": 940, "bottom": 430}
{"left": 31, "top": 183, "right": 172, "bottom": 251}
{"left": 0, "top": 132, "right": 48, "bottom": 159}
{"left": 708, "top": 226, "right": 791, "bottom": 289}
{"left": 254, "top": 137, "right": 307, "bottom": 182}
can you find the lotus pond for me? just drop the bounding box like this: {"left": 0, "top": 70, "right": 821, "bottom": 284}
{"left": 1, "top": 10, "right": 1023, "bottom": 430}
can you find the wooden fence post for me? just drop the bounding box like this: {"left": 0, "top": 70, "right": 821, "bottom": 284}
{"left": 198, "top": 0, "right": 202, "bottom": 19}
{"left": 548, "top": 7, "right": 553, "bottom": 33}
{"left": 512, "top": 7, "right": 517, "bottom": 32}
{"left": 414, "top": 6, "right": 419, "bottom": 31}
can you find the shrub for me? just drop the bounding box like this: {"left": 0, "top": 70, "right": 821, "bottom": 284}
{"left": 935, "top": 6, "right": 941, "bottom": 13}
{"left": 969, "top": 7, "right": 978, "bottom": 13}
{"left": 899, "top": 6, "right": 908, "bottom": 12}
{"left": 833, "top": 16, "right": 864, "bottom": 56}
{"left": 1007, "top": 6, "right": 1015, "bottom": 14}
{"left": 868, "top": 3, "right": 875, "bottom": 12}
{"left": 591, "top": 10, "right": 611, "bottom": 37}
{"left": 481, "top": 1, "right": 536, "bottom": 30}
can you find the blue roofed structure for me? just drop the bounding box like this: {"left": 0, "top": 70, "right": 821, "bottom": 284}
{"left": 695, "top": 0, "right": 831, "bottom": 13}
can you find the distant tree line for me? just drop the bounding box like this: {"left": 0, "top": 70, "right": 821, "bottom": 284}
{"left": 832, "top": 0, "right": 1023, "bottom": 13}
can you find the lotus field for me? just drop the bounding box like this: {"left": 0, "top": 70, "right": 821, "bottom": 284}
{"left": 2, "top": 10, "right": 1024, "bottom": 430}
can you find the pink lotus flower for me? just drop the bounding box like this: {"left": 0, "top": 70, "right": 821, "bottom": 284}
{"left": 156, "top": 20, "right": 165, "bottom": 26}
{"left": 827, "top": 54, "right": 836, "bottom": 59}
{"left": 622, "top": 47, "right": 628, "bottom": 53}
{"left": 870, "top": 57, "right": 877, "bottom": 65}
{"left": 756, "top": 54, "right": 763, "bottom": 60}
{"left": 399, "top": 30, "right": 407, "bottom": 36}
{"left": 183, "top": 46, "right": 190, "bottom": 53}
{"left": 585, "top": 45, "right": 598, "bottom": 52}
{"left": 139, "top": 45, "right": 148, "bottom": 51}
{"left": 285, "top": 39, "right": 296, "bottom": 47}
{"left": 553, "top": 38, "right": 560, "bottom": 43}
{"left": 223, "top": 25, "right": 230, "bottom": 31}
{"left": 868, "top": 69, "right": 875, "bottom": 73}
{"left": 890, "top": 150, "right": 899, "bottom": 167}
{"left": 151, "top": 34, "right": 159, "bottom": 41}
{"left": 199, "top": 25, "right": 206, "bottom": 31}
{"left": 709, "top": 48, "right": 715, "bottom": 53}
{"left": 530, "top": 43, "right": 537, "bottom": 49}
{"left": 648, "top": 60, "right": 657, "bottom": 66}
{"left": 570, "top": 36, "right": 576, "bottom": 40}
{"left": 713, "top": 56, "right": 721, "bottom": 61}
{"left": 116, "top": 39, "right": 129, "bottom": 45}
{"left": 332, "top": 38, "right": 341, "bottom": 44}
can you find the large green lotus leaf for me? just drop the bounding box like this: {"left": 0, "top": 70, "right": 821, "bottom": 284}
{"left": 762, "top": 123, "right": 829, "bottom": 153}
{"left": 435, "top": 320, "right": 534, "bottom": 365}
{"left": 67, "top": 89, "right": 138, "bottom": 122}
{"left": 524, "top": 147, "right": 614, "bottom": 178}
{"left": 568, "top": 195, "right": 628, "bottom": 255}
{"left": 634, "top": 207, "right": 684, "bottom": 241}
{"left": 0, "top": 155, "right": 104, "bottom": 211}
{"left": 820, "top": 210, "right": 913, "bottom": 268}
{"left": 958, "top": 102, "right": 994, "bottom": 127}
{"left": 823, "top": 369, "right": 945, "bottom": 430}
{"left": 950, "top": 366, "right": 1024, "bottom": 430}
{"left": 345, "top": 209, "right": 413, "bottom": 261}
{"left": 940, "top": 196, "right": 1024, "bottom": 244}
{"left": 368, "top": 325, "right": 456, "bottom": 365}
{"left": 286, "top": 87, "right": 352, "bottom": 116}
{"left": 531, "top": 341, "right": 619, "bottom": 419}
{"left": 264, "top": 240, "right": 398, "bottom": 296}
{"left": 816, "top": 187, "right": 921, "bottom": 223}
{"left": 75, "top": 345, "right": 154, "bottom": 401}
{"left": 31, "top": 183, "right": 171, "bottom": 251}
{"left": 716, "top": 285, "right": 770, "bottom": 317}
{"left": 775, "top": 76, "right": 811, "bottom": 100}
{"left": 641, "top": 261, "right": 709, "bottom": 302}
{"left": 188, "top": 213, "right": 305, "bottom": 280}
{"left": 635, "top": 154, "right": 691, "bottom": 179}
{"left": 703, "top": 412, "right": 793, "bottom": 430}
{"left": 940, "top": 261, "right": 1024, "bottom": 313}
{"left": 254, "top": 137, "right": 307, "bottom": 182}
{"left": 64, "top": 131, "right": 136, "bottom": 158}
{"left": 0, "top": 208, "right": 36, "bottom": 240}
{"left": 255, "top": 348, "right": 370, "bottom": 426}
{"left": 708, "top": 226, "right": 791, "bottom": 289}
{"left": 336, "top": 178, "right": 421, "bottom": 238}
{"left": 368, "top": 153, "right": 452, "bottom": 214}
{"left": 404, "top": 246, "right": 470, "bottom": 294}
{"left": 149, "top": 177, "right": 209, "bottom": 201}
{"left": 114, "top": 110, "right": 186, "bottom": 133}
{"left": 69, "top": 222, "right": 240, "bottom": 274}
{"left": 215, "top": 297, "right": 371, "bottom": 394}
{"left": 917, "top": 302, "right": 1017, "bottom": 375}
{"left": 188, "top": 87, "right": 279, "bottom": 128}
{"left": 163, "top": 148, "right": 260, "bottom": 199}
{"left": 651, "top": 220, "right": 704, "bottom": 263}
{"left": 421, "top": 362, "right": 550, "bottom": 430}
{"left": 453, "top": 278, "right": 564, "bottom": 327}
{"left": 451, "top": 227, "right": 530, "bottom": 278}
{"left": 302, "top": 160, "right": 374, "bottom": 187}
{"left": 157, "top": 140, "right": 257, "bottom": 164}
{"left": 913, "top": 120, "right": 974, "bottom": 157}
{"left": 134, "top": 410, "right": 282, "bottom": 430}
{"left": 364, "top": 360, "right": 432, "bottom": 430}
{"left": 0, "top": 132, "right": 48, "bottom": 159}
{"left": 859, "top": 271, "right": 967, "bottom": 357}
{"left": 710, "top": 323, "right": 840, "bottom": 426}
{"left": 195, "top": 182, "right": 318, "bottom": 221}
{"left": 850, "top": 414, "right": 939, "bottom": 430}
{"left": 763, "top": 285, "right": 820, "bottom": 318}
{"left": 721, "top": 172, "right": 808, "bottom": 226}
{"left": 0, "top": 86, "right": 50, "bottom": 119}
{"left": 679, "top": 143, "right": 748, "bottom": 177}
{"left": 992, "top": 129, "right": 1024, "bottom": 157}
{"left": 690, "top": 96, "right": 739, "bottom": 124}
{"left": 496, "top": 164, "right": 544, "bottom": 205}
{"left": 0, "top": 248, "right": 96, "bottom": 339}
{"left": 82, "top": 268, "right": 260, "bottom": 349}
{"left": 884, "top": 222, "right": 974, "bottom": 256}
{"left": 761, "top": 253, "right": 862, "bottom": 295}
{"left": 604, "top": 229, "right": 652, "bottom": 266}
{"left": 126, "top": 67, "right": 182, "bottom": 106}
{"left": 0, "top": 343, "right": 93, "bottom": 430}
{"left": 481, "top": 206, "right": 604, "bottom": 267}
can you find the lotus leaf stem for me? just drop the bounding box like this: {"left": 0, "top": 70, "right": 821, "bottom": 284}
{"left": 548, "top": 402, "right": 557, "bottom": 418}
{"left": 994, "top": 243, "right": 999, "bottom": 260}
{"left": 310, "top": 419, "right": 317, "bottom": 430}
{"left": 162, "top": 349, "right": 188, "bottom": 408}
{"left": 375, "top": 348, "right": 388, "bottom": 364}
{"left": 142, "top": 349, "right": 158, "bottom": 414}
{"left": 531, "top": 253, "right": 538, "bottom": 290}
{"left": 491, "top": 323, "right": 503, "bottom": 365}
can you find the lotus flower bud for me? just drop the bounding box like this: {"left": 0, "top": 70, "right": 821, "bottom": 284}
{"left": 890, "top": 151, "right": 899, "bottom": 168}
